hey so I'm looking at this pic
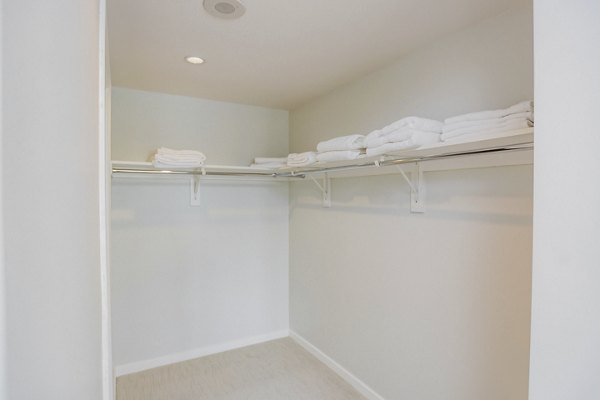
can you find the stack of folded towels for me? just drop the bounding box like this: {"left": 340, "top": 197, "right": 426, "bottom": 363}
{"left": 249, "top": 157, "right": 287, "bottom": 169}
{"left": 316, "top": 134, "right": 366, "bottom": 162}
{"left": 441, "top": 100, "right": 534, "bottom": 142}
{"left": 287, "top": 152, "right": 317, "bottom": 167}
{"left": 365, "top": 117, "right": 443, "bottom": 157}
{"left": 286, "top": 134, "right": 367, "bottom": 167}
{"left": 282, "top": 102, "right": 533, "bottom": 167}
{"left": 152, "top": 147, "right": 206, "bottom": 168}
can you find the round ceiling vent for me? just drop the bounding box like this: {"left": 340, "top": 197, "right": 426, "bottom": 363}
{"left": 203, "top": 0, "right": 246, "bottom": 20}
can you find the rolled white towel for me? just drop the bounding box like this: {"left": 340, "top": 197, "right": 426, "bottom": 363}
{"left": 382, "top": 117, "right": 443, "bottom": 134}
{"left": 316, "top": 150, "right": 365, "bottom": 163}
{"left": 444, "top": 100, "right": 533, "bottom": 125}
{"left": 366, "top": 127, "right": 439, "bottom": 148}
{"left": 441, "top": 118, "right": 533, "bottom": 141}
{"left": 442, "top": 111, "right": 533, "bottom": 134}
{"left": 316, "top": 134, "right": 365, "bottom": 152}
{"left": 366, "top": 131, "right": 441, "bottom": 157}
{"left": 287, "top": 152, "right": 317, "bottom": 167}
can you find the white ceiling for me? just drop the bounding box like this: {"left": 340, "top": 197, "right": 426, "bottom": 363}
{"left": 108, "top": 0, "right": 526, "bottom": 110}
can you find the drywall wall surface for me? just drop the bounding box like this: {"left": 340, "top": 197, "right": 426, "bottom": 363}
{"left": 101, "top": 23, "right": 114, "bottom": 399}
{"left": 290, "top": 5, "right": 533, "bottom": 152}
{"left": 530, "top": 1, "right": 600, "bottom": 399}
{"left": 289, "top": 5, "right": 533, "bottom": 400}
{"left": 0, "top": 0, "right": 6, "bottom": 396}
{"left": 111, "top": 89, "right": 289, "bottom": 368}
{"left": 111, "top": 87, "right": 289, "bottom": 163}
{"left": 2, "top": 0, "right": 103, "bottom": 398}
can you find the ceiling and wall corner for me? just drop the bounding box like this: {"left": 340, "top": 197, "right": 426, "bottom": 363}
{"left": 107, "top": 0, "right": 530, "bottom": 110}
{"left": 289, "top": 4, "right": 533, "bottom": 152}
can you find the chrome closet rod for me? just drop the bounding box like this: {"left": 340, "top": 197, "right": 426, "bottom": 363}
{"left": 112, "top": 142, "right": 532, "bottom": 179}
{"left": 111, "top": 168, "right": 306, "bottom": 179}
{"left": 383, "top": 143, "right": 534, "bottom": 167}
{"left": 287, "top": 143, "right": 533, "bottom": 176}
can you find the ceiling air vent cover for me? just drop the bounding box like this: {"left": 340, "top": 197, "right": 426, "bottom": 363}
{"left": 203, "top": 0, "right": 246, "bottom": 19}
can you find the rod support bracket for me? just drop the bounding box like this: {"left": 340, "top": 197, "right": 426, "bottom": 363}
{"left": 309, "top": 173, "right": 332, "bottom": 208}
{"left": 190, "top": 175, "right": 201, "bottom": 206}
{"left": 397, "top": 163, "right": 425, "bottom": 213}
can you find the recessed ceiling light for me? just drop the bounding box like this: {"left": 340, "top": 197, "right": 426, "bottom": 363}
{"left": 185, "top": 56, "right": 205, "bottom": 65}
{"left": 203, "top": 0, "right": 246, "bottom": 20}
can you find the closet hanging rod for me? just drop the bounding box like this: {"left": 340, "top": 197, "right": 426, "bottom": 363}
{"left": 287, "top": 143, "right": 533, "bottom": 176}
{"left": 383, "top": 143, "right": 533, "bottom": 167}
{"left": 111, "top": 168, "right": 306, "bottom": 179}
{"left": 111, "top": 134, "right": 533, "bottom": 179}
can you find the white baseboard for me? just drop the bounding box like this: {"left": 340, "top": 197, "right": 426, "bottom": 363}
{"left": 114, "top": 330, "right": 289, "bottom": 377}
{"left": 290, "top": 330, "right": 386, "bottom": 400}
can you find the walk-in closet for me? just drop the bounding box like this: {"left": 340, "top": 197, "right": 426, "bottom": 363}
{"left": 3, "top": 0, "right": 600, "bottom": 400}
{"left": 107, "top": 1, "right": 534, "bottom": 399}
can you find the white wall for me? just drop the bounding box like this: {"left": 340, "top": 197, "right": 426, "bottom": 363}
{"left": 101, "top": 13, "right": 114, "bottom": 398}
{"left": 291, "top": 6, "right": 533, "bottom": 153}
{"left": 111, "top": 88, "right": 289, "bottom": 164}
{"left": 289, "top": 5, "right": 533, "bottom": 400}
{"left": 0, "top": 0, "right": 6, "bottom": 396}
{"left": 2, "top": 0, "right": 103, "bottom": 398}
{"left": 111, "top": 88, "right": 290, "bottom": 369}
{"left": 530, "top": 1, "right": 600, "bottom": 399}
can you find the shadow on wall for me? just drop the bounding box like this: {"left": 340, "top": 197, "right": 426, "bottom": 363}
{"left": 289, "top": 166, "right": 533, "bottom": 226}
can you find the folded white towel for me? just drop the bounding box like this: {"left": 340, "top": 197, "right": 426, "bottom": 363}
{"left": 156, "top": 147, "right": 206, "bottom": 158}
{"left": 442, "top": 127, "right": 533, "bottom": 144}
{"left": 364, "top": 130, "right": 385, "bottom": 148}
{"left": 382, "top": 117, "right": 443, "bottom": 134}
{"left": 366, "top": 131, "right": 441, "bottom": 157}
{"left": 444, "top": 100, "right": 533, "bottom": 125}
{"left": 152, "top": 147, "right": 206, "bottom": 168}
{"left": 316, "top": 150, "right": 365, "bottom": 163}
{"left": 253, "top": 157, "right": 288, "bottom": 164}
{"left": 152, "top": 159, "right": 205, "bottom": 168}
{"left": 316, "top": 134, "right": 365, "bottom": 152}
{"left": 366, "top": 128, "right": 439, "bottom": 148}
{"left": 287, "top": 152, "right": 317, "bottom": 167}
{"left": 443, "top": 111, "right": 533, "bottom": 134}
{"left": 441, "top": 118, "right": 533, "bottom": 141}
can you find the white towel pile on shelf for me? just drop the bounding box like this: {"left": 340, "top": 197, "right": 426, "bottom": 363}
{"left": 364, "top": 117, "right": 443, "bottom": 157}
{"left": 152, "top": 147, "right": 206, "bottom": 168}
{"left": 285, "top": 134, "right": 367, "bottom": 167}
{"left": 276, "top": 100, "right": 534, "bottom": 168}
{"left": 283, "top": 118, "right": 443, "bottom": 166}
{"left": 441, "top": 100, "right": 534, "bottom": 142}
{"left": 316, "top": 134, "right": 366, "bottom": 162}
{"left": 249, "top": 157, "right": 288, "bottom": 169}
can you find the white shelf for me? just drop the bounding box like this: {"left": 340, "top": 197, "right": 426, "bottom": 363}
{"left": 112, "top": 128, "right": 533, "bottom": 179}
{"left": 111, "top": 128, "right": 533, "bottom": 210}
{"left": 112, "top": 161, "right": 280, "bottom": 175}
{"left": 279, "top": 128, "right": 533, "bottom": 212}
{"left": 279, "top": 128, "right": 533, "bottom": 177}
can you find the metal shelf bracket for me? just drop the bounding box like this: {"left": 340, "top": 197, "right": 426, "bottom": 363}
{"left": 309, "top": 173, "right": 332, "bottom": 208}
{"left": 190, "top": 175, "right": 201, "bottom": 206}
{"left": 396, "top": 163, "right": 425, "bottom": 213}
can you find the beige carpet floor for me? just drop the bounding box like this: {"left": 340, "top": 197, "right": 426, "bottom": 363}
{"left": 116, "top": 338, "right": 368, "bottom": 400}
